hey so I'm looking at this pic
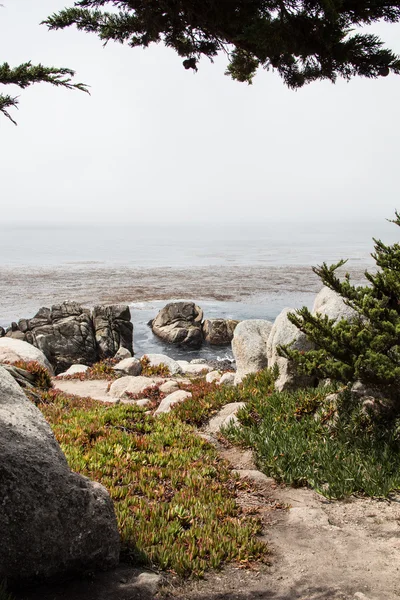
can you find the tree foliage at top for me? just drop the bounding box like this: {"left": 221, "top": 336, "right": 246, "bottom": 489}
{"left": 44, "top": 0, "right": 400, "bottom": 87}
{"left": 280, "top": 213, "right": 400, "bottom": 402}
{"left": 0, "top": 62, "right": 88, "bottom": 124}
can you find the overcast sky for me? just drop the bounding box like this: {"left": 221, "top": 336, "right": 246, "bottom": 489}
{"left": 1, "top": 1, "right": 400, "bottom": 225}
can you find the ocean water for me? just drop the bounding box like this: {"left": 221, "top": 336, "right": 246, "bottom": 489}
{"left": 1, "top": 219, "right": 397, "bottom": 359}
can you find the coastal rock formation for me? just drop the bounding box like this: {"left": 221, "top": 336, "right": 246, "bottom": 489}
{"left": 0, "top": 327, "right": 5, "bottom": 338}
{"left": 92, "top": 305, "right": 133, "bottom": 358}
{"left": 0, "top": 366, "right": 120, "bottom": 583}
{"left": 313, "top": 286, "right": 357, "bottom": 321}
{"left": 232, "top": 320, "right": 273, "bottom": 384}
{"left": 109, "top": 375, "right": 160, "bottom": 398}
{"left": 267, "top": 308, "right": 314, "bottom": 391}
{"left": 151, "top": 302, "right": 203, "bottom": 349}
{"left": 0, "top": 337, "right": 53, "bottom": 374}
{"left": 21, "top": 302, "right": 98, "bottom": 375}
{"left": 17, "top": 302, "right": 133, "bottom": 375}
{"left": 202, "top": 319, "right": 239, "bottom": 345}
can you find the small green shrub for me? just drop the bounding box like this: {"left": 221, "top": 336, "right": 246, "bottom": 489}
{"left": 11, "top": 360, "right": 52, "bottom": 389}
{"left": 140, "top": 355, "right": 170, "bottom": 377}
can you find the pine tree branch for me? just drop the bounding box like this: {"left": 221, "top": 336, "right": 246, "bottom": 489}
{"left": 0, "top": 62, "right": 89, "bottom": 124}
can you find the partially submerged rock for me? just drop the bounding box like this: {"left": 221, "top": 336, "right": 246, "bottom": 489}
{"left": 151, "top": 302, "right": 203, "bottom": 349}
{"left": 0, "top": 366, "right": 120, "bottom": 583}
{"left": 232, "top": 320, "right": 273, "bottom": 384}
{"left": 202, "top": 319, "right": 239, "bottom": 345}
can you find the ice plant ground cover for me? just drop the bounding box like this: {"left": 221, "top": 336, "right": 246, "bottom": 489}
{"left": 35, "top": 389, "right": 267, "bottom": 577}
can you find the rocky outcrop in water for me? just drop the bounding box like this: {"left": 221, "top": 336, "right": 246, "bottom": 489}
{"left": 202, "top": 319, "right": 239, "bottom": 345}
{"left": 151, "top": 302, "right": 203, "bottom": 349}
{"left": 12, "top": 301, "right": 133, "bottom": 375}
{"left": 0, "top": 366, "right": 120, "bottom": 583}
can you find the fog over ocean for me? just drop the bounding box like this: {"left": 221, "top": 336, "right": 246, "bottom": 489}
{"left": 1, "top": 219, "right": 397, "bottom": 358}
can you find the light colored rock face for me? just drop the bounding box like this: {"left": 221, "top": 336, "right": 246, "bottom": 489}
{"left": 202, "top": 319, "right": 239, "bottom": 345}
{"left": 0, "top": 337, "right": 53, "bottom": 374}
{"left": 218, "top": 372, "right": 235, "bottom": 387}
{"left": 142, "top": 354, "right": 182, "bottom": 375}
{"left": 151, "top": 302, "right": 203, "bottom": 349}
{"left": 313, "top": 286, "right": 357, "bottom": 321}
{"left": 92, "top": 304, "right": 133, "bottom": 359}
{"left": 154, "top": 390, "right": 192, "bottom": 415}
{"left": 159, "top": 380, "right": 180, "bottom": 394}
{"left": 190, "top": 358, "right": 207, "bottom": 364}
{"left": 232, "top": 320, "right": 273, "bottom": 384}
{"left": 57, "top": 364, "right": 89, "bottom": 377}
{"left": 113, "top": 357, "right": 142, "bottom": 376}
{"left": 0, "top": 366, "right": 120, "bottom": 582}
{"left": 114, "top": 346, "right": 132, "bottom": 360}
{"left": 206, "top": 370, "right": 222, "bottom": 383}
{"left": 109, "top": 376, "right": 159, "bottom": 398}
{"left": 267, "top": 308, "right": 314, "bottom": 392}
{"left": 206, "top": 402, "right": 245, "bottom": 434}
{"left": 178, "top": 363, "right": 212, "bottom": 376}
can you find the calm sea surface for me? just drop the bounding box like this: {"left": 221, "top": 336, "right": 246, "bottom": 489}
{"left": 1, "top": 220, "right": 397, "bottom": 359}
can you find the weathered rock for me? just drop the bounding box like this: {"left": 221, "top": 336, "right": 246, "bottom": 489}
{"left": 313, "top": 286, "right": 357, "bottom": 321}
{"left": 232, "top": 320, "right": 273, "bottom": 384}
{"left": 0, "top": 366, "right": 120, "bottom": 583}
{"left": 207, "top": 402, "right": 245, "bottom": 434}
{"left": 177, "top": 363, "right": 212, "bottom": 376}
{"left": 92, "top": 305, "right": 133, "bottom": 359}
{"left": 113, "top": 357, "right": 142, "bottom": 376}
{"left": 0, "top": 326, "right": 5, "bottom": 337}
{"left": 0, "top": 337, "right": 53, "bottom": 374}
{"left": 114, "top": 346, "right": 132, "bottom": 360}
{"left": 159, "top": 380, "right": 180, "bottom": 394}
{"left": 206, "top": 370, "right": 222, "bottom": 383}
{"left": 202, "top": 319, "right": 239, "bottom": 345}
{"left": 142, "top": 354, "right": 182, "bottom": 375}
{"left": 218, "top": 372, "right": 236, "bottom": 387}
{"left": 151, "top": 302, "right": 203, "bottom": 349}
{"left": 57, "top": 364, "right": 89, "bottom": 377}
{"left": 22, "top": 302, "right": 97, "bottom": 375}
{"left": 5, "top": 323, "right": 25, "bottom": 340}
{"left": 154, "top": 390, "right": 192, "bottom": 415}
{"left": 109, "top": 376, "right": 160, "bottom": 399}
{"left": 190, "top": 358, "right": 207, "bottom": 364}
{"left": 267, "top": 308, "right": 314, "bottom": 392}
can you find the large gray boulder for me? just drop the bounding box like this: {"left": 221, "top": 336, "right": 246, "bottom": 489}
{"left": 232, "top": 320, "right": 273, "bottom": 384}
{"left": 0, "top": 366, "right": 120, "bottom": 583}
{"left": 21, "top": 302, "right": 98, "bottom": 375}
{"left": 92, "top": 305, "right": 133, "bottom": 359}
{"left": 202, "top": 319, "right": 239, "bottom": 345}
{"left": 313, "top": 286, "right": 357, "bottom": 321}
{"left": 0, "top": 337, "right": 53, "bottom": 374}
{"left": 151, "top": 302, "right": 203, "bottom": 349}
{"left": 267, "top": 308, "right": 314, "bottom": 392}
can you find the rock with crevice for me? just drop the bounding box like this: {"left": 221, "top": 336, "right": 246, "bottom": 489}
{"left": 92, "top": 304, "right": 133, "bottom": 359}
{"left": 113, "top": 357, "right": 142, "bottom": 376}
{"left": 202, "top": 319, "right": 239, "bottom": 345}
{"left": 151, "top": 302, "right": 203, "bottom": 349}
{"left": 0, "top": 366, "right": 120, "bottom": 583}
